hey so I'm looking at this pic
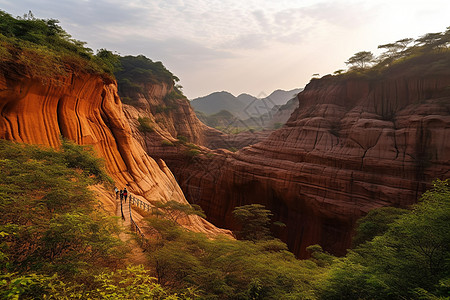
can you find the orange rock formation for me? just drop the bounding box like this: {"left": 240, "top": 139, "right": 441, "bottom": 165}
{"left": 148, "top": 73, "right": 450, "bottom": 257}
{"left": 0, "top": 69, "right": 227, "bottom": 236}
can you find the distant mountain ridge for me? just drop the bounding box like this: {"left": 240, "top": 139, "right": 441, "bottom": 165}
{"left": 190, "top": 88, "right": 302, "bottom": 120}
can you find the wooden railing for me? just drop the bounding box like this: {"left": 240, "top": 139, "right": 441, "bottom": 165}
{"left": 129, "top": 194, "right": 153, "bottom": 212}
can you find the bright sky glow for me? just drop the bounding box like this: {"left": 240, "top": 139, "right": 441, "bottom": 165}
{"left": 3, "top": 0, "right": 450, "bottom": 98}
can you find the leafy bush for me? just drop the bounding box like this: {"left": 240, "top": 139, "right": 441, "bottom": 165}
{"left": 161, "top": 140, "right": 175, "bottom": 147}
{"left": 185, "top": 149, "right": 200, "bottom": 158}
{"left": 150, "top": 200, "right": 206, "bottom": 222}
{"left": 0, "top": 265, "right": 190, "bottom": 299}
{"left": 137, "top": 116, "right": 154, "bottom": 133}
{"left": 60, "top": 137, "right": 112, "bottom": 183}
{"left": 176, "top": 135, "right": 188, "bottom": 144}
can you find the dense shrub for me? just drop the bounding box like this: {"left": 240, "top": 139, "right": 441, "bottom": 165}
{"left": 137, "top": 116, "right": 155, "bottom": 133}
{"left": 145, "top": 215, "right": 326, "bottom": 299}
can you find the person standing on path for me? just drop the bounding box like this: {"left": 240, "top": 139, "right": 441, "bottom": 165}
{"left": 114, "top": 187, "right": 119, "bottom": 199}
{"left": 120, "top": 189, "right": 123, "bottom": 201}
{"left": 123, "top": 188, "right": 128, "bottom": 203}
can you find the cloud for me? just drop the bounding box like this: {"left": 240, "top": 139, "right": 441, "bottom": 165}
{"left": 4, "top": 0, "right": 450, "bottom": 99}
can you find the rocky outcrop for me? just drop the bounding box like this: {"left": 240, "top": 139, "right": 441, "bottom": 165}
{"left": 171, "top": 73, "right": 450, "bottom": 257}
{"left": 0, "top": 67, "right": 227, "bottom": 236}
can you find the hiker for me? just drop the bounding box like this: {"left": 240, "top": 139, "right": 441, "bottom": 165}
{"left": 114, "top": 187, "right": 119, "bottom": 199}
{"left": 120, "top": 189, "right": 123, "bottom": 201}
{"left": 123, "top": 188, "right": 128, "bottom": 203}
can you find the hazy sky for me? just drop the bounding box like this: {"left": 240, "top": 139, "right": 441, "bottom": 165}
{"left": 2, "top": 0, "right": 449, "bottom": 99}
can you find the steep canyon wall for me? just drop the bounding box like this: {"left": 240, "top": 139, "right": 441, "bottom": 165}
{"left": 0, "top": 68, "right": 226, "bottom": 235}
{"left": 148, "top": 74, "right": 450, "bottom": 257}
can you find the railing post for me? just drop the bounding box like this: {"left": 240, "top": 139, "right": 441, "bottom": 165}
{"left": 120, "top": 198, "right": 125, "bottom": 220}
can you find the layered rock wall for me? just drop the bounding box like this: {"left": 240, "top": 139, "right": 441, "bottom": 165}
{"left": 170, "top": 74, "right": 450, "bottom": 257}
{"left": 0, "top": 68, "right": 227, "bottom": 235}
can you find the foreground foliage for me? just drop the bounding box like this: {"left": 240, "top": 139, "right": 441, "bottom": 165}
{"left": 320, "top": 179, "right": 450, "bottom": 300}
{"left": 0, "top": 139, "right": 182, "bottom": 299}
{"left": 0, "top": 140, "right": 447, "bottom": 299}
{"left": 145, "top": 217, "right": 327, "bottom": 300}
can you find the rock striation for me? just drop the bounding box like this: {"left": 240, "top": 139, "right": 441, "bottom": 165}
{"left": 167, "top": 73, "right": 450, "bottom": 257}
{"left": 0, "top": 67, "right": 227, "bottom": 236}
{"left": 109, "top": 55, "right": 449, "bottom": 258}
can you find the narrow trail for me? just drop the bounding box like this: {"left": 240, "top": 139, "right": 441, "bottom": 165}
{"left": 89, "top": 185, "right": 148, "bottom": 266}
{"left": 115, "top": 194, "right": 148, "bottom": 266}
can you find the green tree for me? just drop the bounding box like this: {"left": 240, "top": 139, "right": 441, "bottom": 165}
{"left": 352, "top": 206, "right": 408, "bottom": 247}
{"left": 345, "top": 51, "right": 375, "bottom": 69}
{"left": 95, "top": 48, "right": 121, "bottom": 75}
{"left": 232, "top": 204, "right": 273, "bottom": 241}
{"left": 137, "top": 116, "right": 155, "bottom": 133}
{"left": 415, "top": 32, "right": 445, "bottom": 48}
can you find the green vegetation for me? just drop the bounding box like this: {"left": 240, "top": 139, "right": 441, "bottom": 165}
{"left": 320, "top": 179, "right": 450, "bottom": 299}
{"left": 115, "top": 55, "right": 180, "bottom": 99}
{"left": 352, "top": 206, "right": 408, "bottom": 247}
{"left": 150, "top": 200, "right": 206, "bottom": 221}
{"left": 137, "top": 116, "right": 155, "bottom": 133}
{"left": 0, "top": 11, "right": 119, "bottom": 81}
{"left": 185, "top": 148, "right": 200, "bottom": 158}
{"left": 161, "top": 139, "right": 175, "bottom": 147}
{"left": 144, "top": 213, "right": 326, "bottom": 299}
{"left": 233, "top": 204, "right": 272, "bottom": 241}
{"left": 338, "top": 26, "right": 450, "bottom": 77}
{"left": 60, "top": 137, "right": 112, "bottom": 183}
{"left": 0, "top": 139, "right": 187, "bottom": 299}
{"left": 164, "top": 85, "right": 185, "bottom": 103}
{"left": 177, "top": 135, "right": 189, "bottom": 144}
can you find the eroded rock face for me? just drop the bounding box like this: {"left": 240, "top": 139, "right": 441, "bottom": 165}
{"left": 120, "top": 81, "right": 271, "bottom": 152}
{"left": 116, "top": 64, "right": 450, "bottom": 258}
{"left": 0, "top": 69, "right": 228, "bottom": 235}
{"left": 172, "top": 75, "right": 450, "bottom": 257}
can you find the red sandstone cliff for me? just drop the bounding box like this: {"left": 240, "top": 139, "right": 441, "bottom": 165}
{"left": 162, "top": 71, "right": 450, "bottom": 257}
{"left": 0, "top": 65, "right": 227, "bottom": 236}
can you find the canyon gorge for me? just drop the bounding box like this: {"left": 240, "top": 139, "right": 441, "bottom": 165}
{"left": 121, "top": 58, "right": 450, "bottom": 257}
{"left": 0, "top": 42, "right": 449, "bottom": 259}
